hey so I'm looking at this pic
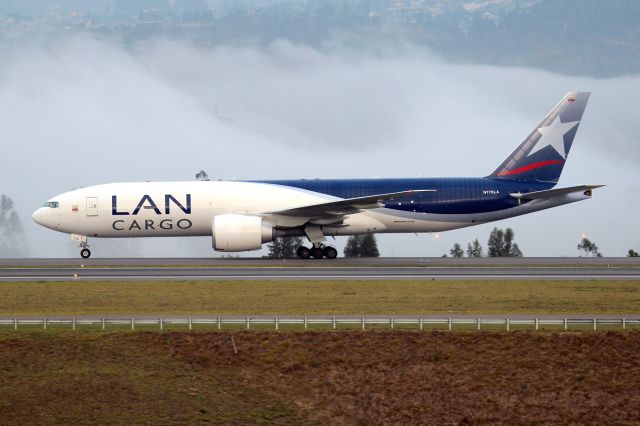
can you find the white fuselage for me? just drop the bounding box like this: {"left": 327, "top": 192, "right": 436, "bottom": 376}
{"left": 33, "top": 181, "right": 429, "bottom": 238}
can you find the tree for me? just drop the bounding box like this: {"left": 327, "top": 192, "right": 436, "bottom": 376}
{"left": 487, "top": 228, "right": 505, "bottom": 257}
{"left": 577, "top": 237, "right": 602, "bottom": 257}
{"left": 509, "top": 243, "right": 523, "bottom": 257}
{"left": 577, "top": 238, "right": 588, "bottom": 256}
{"left": 360, "top": 234, "right": 380, "bottom": 257}
{"left": 344, "top": 234, "right": 380, "bottom": 258}
{"left": 0, "top": 195, "right": 29, "bottom": 257}
{"left": 343, "top": 235, "right": 361, "bottom": 258}
{"left": 449, "top": 243, "right": 464, "bottom": 258}
{"left": 504, "top": 228, "right": 517, "bottom": 256}
{"left": 487, "top": 227, "right": 523, "bottom": 257}
{"left": 266, "top": 236, "right": 303, "bottom": 259}
{"left": 195, "top": 170, "right": 210, "bottom": 181}
{"left": 628, "top": 249, "right": 640, "bottom": 257}
{"left": 466, "top": 239, "right": 483, "bottom": 257}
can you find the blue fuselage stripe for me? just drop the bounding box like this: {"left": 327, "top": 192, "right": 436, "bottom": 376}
{"left": 253, "top": 178, "right": 554, "bottom": 215}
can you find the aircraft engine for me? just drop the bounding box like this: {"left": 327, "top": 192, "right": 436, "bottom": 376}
{"left": 212, "top": 214, "right": 274, "bottom": 252}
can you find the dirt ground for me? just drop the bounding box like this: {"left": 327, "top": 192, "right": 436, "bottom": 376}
{"left": 1, "top": 331, "right": 640, "bottom": 425}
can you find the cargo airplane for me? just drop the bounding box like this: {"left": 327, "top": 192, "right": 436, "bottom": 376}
{"left": 33, "top": 92, "right": 601, "bottom": 259}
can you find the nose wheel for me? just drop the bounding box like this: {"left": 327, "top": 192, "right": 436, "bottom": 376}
{"left": 80, "top": 248, "right": 92, "bottom": 259}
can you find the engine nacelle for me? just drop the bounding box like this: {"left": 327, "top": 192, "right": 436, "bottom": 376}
{"left": 212, "top": 214, "right": 274, "bottom": 252}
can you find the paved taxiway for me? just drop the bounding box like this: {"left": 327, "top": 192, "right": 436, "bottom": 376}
{"left": 0, "top": 257, "right": 638, "bottom": 281}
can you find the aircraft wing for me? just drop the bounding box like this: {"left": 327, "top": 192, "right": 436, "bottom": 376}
{"left": 510, "top": 185, "right": 604, "bottom": 201}
{"left": 267, "top": 189, "right": 436, "bottom": 218}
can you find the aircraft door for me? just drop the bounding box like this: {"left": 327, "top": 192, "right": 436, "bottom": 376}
{"left": 86, "top": 197, "right": 98, "bottom": 216}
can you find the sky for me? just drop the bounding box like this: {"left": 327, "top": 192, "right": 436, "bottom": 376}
{"left": 1, "top": 36, "right": 638, "bottom": 257}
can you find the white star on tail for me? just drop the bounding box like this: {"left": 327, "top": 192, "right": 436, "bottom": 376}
{"left": 528, "top": 116, "right": 579, "bottom": 159}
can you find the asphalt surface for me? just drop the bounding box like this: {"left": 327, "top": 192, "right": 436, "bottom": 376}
{"left": 0, "top": 257, "right": 638, "bottom": 281}
{"left": 1, "top": 257, "right": 639, "bottom": 267}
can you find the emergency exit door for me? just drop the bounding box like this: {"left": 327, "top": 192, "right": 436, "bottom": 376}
{"left": 86, "top": 197, "right": 98, "bottom": 216}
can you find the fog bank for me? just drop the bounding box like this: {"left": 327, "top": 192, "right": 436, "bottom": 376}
{"left": 1, "top": 36, "right": 638, "bottom": 257}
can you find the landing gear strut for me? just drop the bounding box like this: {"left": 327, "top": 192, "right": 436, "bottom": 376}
{"left": 297, "top": 244, "right": 338, "bottom": 259}
{"left": 73, "top": 235, "right": 91, "bottom": 259}
{"left": 299, "top": 224, "right": 336, "bottom": 259}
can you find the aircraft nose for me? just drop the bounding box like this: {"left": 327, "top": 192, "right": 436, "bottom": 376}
{"left": 32, "top": 208, "right": 45, "bottom": 226}
{"left": 32, "top": 207, "right": 57, "bottom": 229}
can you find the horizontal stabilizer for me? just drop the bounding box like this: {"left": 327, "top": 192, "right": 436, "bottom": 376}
{"left": 268, "top": 189, "right": 435, "bottom": 218}
{"left": 510, "top": 185, "right": 604, "bottom": 201}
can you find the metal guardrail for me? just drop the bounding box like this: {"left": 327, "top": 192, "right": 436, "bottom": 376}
{"left": 0, "top": 317, "right": 638, "bottom": 331}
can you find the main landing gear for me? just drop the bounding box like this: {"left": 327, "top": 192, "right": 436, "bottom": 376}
{"left": 297, "top": 244, "right": 338, "bottom": 259}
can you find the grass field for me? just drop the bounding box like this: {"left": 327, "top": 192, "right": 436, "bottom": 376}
{"left": 3, "top": 280, "right": 639, "bottom": 424}
{"left": 1, "top": 279, "right": 639, "bottom": 316}
{"left": 2, "top": 330, "right": 640, "bottom": 425}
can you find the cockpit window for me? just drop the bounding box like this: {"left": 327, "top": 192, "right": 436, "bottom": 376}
{"left": 42, "top": 201, "right": 60, "bottom": 208}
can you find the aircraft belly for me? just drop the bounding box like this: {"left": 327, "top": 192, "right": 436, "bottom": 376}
{"left": 368, "top": 210, "right": 473, "bottom": 233}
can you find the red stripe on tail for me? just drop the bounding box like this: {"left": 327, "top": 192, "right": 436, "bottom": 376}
{"left": 497, "top": 160, "right": 564, "bottom": 176}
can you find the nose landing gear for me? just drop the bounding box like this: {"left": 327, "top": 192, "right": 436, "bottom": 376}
{"left": 72, "top": 234, "right": 91, "bottom": 259}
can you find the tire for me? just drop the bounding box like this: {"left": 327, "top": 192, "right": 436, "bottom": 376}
{"left": 80, "top": 248, "right": 91, "bottom": 259}
{"left": 297, "top": 246, "right": 311, "bottom": 259}
{"left": 323, "top": 246, "right": 338, "bottom": 259}
{"left": 311, "top": 247, "right": 325, "bottom": 259}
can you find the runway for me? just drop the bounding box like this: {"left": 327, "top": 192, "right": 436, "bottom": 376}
{"left": 2, "top": 257, "right": 639, "bottom": 267}
{"left": 0, "top": 257, "right": 638, "bottom": 281}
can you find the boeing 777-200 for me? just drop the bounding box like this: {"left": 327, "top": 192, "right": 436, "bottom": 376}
{"left": 33, "top": 92, "right": 602, "bottom": 259}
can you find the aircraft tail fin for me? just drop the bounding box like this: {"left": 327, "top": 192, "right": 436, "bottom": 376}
{"left": 488, "top": 92, "right": 591, "bottom": 184}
